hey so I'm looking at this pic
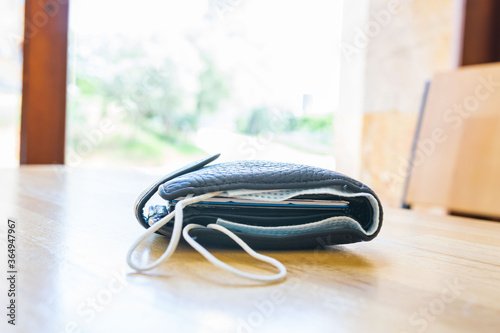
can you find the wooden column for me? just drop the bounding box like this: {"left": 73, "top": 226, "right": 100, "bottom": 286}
{"left": 460, "top": 0, "right": 500, "bottom": 66}
{"left": 20, "top": 0, "right": 69, "bottom": 164}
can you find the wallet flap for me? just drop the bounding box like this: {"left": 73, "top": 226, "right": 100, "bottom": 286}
{"left": 159, "top": 160, "right": 373, "bottom": 200}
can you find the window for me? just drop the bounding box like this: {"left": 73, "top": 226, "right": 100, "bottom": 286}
{"left": 0, "top": 0, "right": 23, "bottom": 167}
{"left": 68, "top": 0, "right": 342, "bottom": 169}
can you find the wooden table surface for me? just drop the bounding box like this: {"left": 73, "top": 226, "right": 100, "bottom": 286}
{"left": 1, "top": 166, "right": 499, "bottom": 333}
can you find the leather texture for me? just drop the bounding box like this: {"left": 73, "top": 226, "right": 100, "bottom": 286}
{"left": 159, "top": 160, "right": 374, "bottom": 200}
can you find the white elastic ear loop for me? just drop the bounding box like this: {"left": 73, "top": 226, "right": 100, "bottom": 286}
{"left": 126, "top": 192, "right": 221, "bottom": 272}
{"left": 183, "top": 223, "right": 287, "bottom": 282}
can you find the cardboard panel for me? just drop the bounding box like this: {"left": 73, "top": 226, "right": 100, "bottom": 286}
{"left": 407, "top": 62, "right": 500, "bottom": 216}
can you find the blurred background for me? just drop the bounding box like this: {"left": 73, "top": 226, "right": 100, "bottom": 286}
{"left": 1, "top": 0, "right": 498, "bottom": 210}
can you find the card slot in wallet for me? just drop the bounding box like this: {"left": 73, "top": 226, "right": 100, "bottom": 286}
{"left": 172, "top": 196, "right": 349, "bottom": 209}
{"left": 168, "top": 193, "right": 374, "bottom": 231}
{"left": 180, "top": 208, "right": 342, "bottom": 227}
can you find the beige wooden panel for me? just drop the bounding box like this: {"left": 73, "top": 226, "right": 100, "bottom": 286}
{"left": 407, "top": 62, "right": 500, "bottom": 216}
{"left": 450, "top": 115, "right": 500, "bottom": 214}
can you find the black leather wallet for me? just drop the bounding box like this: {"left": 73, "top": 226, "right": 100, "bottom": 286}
{"left": 134, "top": 154, "right": 383, "bottom": 250}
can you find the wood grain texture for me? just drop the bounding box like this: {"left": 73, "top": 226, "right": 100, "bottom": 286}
{"left": 460, "top": 0, "right": 500, "bottom": 66}
{"left": 20, "top": 0, "right": 69, "bottom": 164}
{"left": 0, "top": 167, "right": 499, "bottom": 333}
{"left": 407, "top": 62, "right": 500, "bottom": 217}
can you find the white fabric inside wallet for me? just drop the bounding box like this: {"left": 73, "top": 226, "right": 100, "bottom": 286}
{"left": 213, "top": 187, "right": 381, "bottom": 237}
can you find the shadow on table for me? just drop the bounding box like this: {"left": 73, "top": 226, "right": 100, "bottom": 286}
{"left": 126, "top": 234, "right": 378, "bottom": 287}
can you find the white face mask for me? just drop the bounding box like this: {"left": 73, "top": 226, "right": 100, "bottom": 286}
{"left": 218, "top": 187, "right": 380, "bottom": 236}
{"left": 126, "top": 187, "right": 380, "bottom": 283}
{"left": 221, "top": 188, "right": 304, "bottom": 201}
{"left": 126, "top": 191, "right": 287, "bottom": 283}
{"left": 215, "top": 216, "right": 365, "bottom": 237}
